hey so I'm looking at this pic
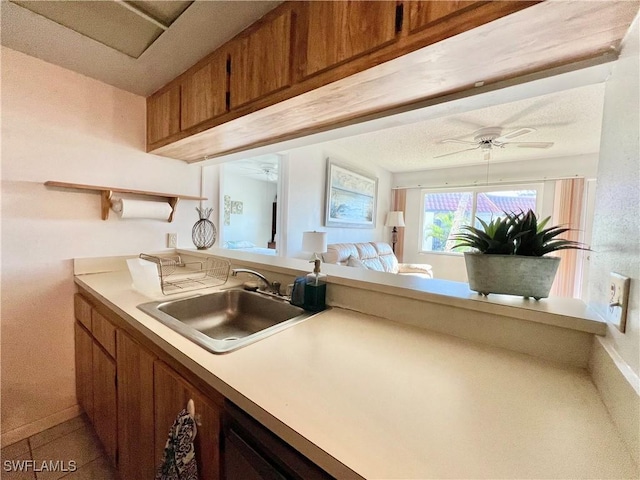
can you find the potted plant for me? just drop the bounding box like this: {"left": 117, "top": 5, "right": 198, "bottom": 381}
{"left": 453, "top": 210, "right": 587, "bottom": 300}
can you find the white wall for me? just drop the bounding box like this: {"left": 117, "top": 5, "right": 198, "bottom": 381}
{"left": 282, "top": 144, "right": 392, "bottom": 258}
{"left": 587, "top": 18, "right": 639, "bottom": 377}
{"left": 221, "top": 170, "right": 277, "bottom": 248}
{"left": 1, "top": 47, "right": 201, "bottom": 441}
{"left": 396, "top": 155, "right": 598, "bottom": 282}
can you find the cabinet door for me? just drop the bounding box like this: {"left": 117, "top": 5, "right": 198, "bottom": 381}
{"left": 92, "top": 344, "right": 117, "bottom": 465}
{"left": 147, "top": 84, "right": 181, "bottom": 144}
{"left": 302, "top": 1, "right": 398, "bottom": 78}
{"left": 154, "top": 361, "right": 222, "bottom": 480}
{"left": 117, "top": 331, "right": 156, "bottom": 480}
{"left": 408, "top": 1, "right": 480, "bottom": 33}
{"left": 91, "top": 310, "right": 116, "bottom": 358}
{"left": 230, "top": 10, "right": 292, "bottom": 108}
{"left": 181, "top": 50, "right": 229, "bottom": 130}
{"left": 74, "top": 323, "right": 93, "bottom": 422}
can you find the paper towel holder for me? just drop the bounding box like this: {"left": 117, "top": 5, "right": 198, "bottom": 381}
{"left": 44, "top": 181, "right": 207, "bottom": 223}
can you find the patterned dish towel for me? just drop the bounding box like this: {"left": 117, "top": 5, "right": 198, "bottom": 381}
{"left": 156, "top": 408, "right": 198, "bottom": 480}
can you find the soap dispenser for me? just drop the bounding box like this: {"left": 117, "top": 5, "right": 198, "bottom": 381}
{"left": 303, "top": 257, "right": 327, "bottom": 312}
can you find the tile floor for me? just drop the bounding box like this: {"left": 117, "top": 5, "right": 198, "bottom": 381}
{"left": 0, "top": 415, "right": 116, "bottom": 480}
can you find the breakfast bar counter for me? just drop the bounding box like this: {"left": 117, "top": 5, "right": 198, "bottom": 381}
{"left": 75, "top": 267, "right": 638, "bottom": 479}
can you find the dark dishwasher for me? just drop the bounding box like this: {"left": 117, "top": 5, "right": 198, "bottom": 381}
{"left": 223, "top": 401, "right": 334, "bottom": 480}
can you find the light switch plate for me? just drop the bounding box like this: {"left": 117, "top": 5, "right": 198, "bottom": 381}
{"left": 607, "top": 272, "right": 630, "bottom": 333}
{"left": 167, "top": 233, "right": 177, "bottom": 248}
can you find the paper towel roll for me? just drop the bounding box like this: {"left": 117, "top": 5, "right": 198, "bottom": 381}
{"left": 111, "top": 198, "right": 173, "bottom": 220}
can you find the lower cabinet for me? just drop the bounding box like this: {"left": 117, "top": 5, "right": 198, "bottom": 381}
{"left": 92, "top": 342, "right": 117, "bottom": 464}
{"left": 74, "top": 292, "right": 332, "bottom": 480}
{"left": 223, "top": 402, "right": 334, "bottom": 480}
{"left": 74, "top": 323, "right": 93, "bottom": 422}
{"left": 154, "top": 360, "right": 223, "bottom": 480}
{"left": 116, "top": 330, "right": 156, "bottom": 479}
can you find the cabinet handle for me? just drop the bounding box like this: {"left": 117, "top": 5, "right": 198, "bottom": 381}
{"left": 187, "top": 398, "right": 195, "bottom": 417}
{"left": 395, "top": 3, "right": 404, "bottom": 33}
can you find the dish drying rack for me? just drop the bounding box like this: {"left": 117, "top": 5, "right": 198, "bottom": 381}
{"left": 139, "top": 253, "right": 230, "bottom": 295}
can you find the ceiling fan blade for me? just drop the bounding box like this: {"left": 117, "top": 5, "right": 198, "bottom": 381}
{"left": 441, "top": 139, "right": 478, "bottom": 145}
{"left": 510, "top": 142, "right": 554, "bottom": 149}
{"left": 433, "top": 146, "right": 480, "bottom": 158}
{"left": 494, "top": 127, "right": 535, "bottom": 143}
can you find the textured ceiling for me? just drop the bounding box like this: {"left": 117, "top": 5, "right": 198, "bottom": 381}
{"left": 1, "top": 0, "right": 282, "bottom": 96}
{"left": 328, "top": 83, "right": 605, "bottom": 173}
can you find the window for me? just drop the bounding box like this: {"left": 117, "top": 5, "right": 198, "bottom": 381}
{"left": 420, "top": 185, "right": 541, "bottom": 253}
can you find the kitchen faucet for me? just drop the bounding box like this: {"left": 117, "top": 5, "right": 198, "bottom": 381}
{"left": 231, "top": 269, "right": 281, "bottom": 295}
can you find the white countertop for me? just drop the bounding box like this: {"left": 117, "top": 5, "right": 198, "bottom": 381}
{"left": 75, "top": 269, "right": 638, "bottom": 479}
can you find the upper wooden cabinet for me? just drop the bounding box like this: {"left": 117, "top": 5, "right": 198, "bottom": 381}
{"left": 300, "top": 1, "right": 399, "bottom": 78}
{"left": 181, "top": 49, "right": 229, "bottom": 130}
{"left": 230, "top": 10, "right": 292, "bottom": 108}
{"left": 145, "top": 1, "right": 634, "bottom": 162}
{"left": 147, "top": 84, "right": 180, "bottom": 145}
{"left": 408, "top": 1, "right": 481, "bottom": 33}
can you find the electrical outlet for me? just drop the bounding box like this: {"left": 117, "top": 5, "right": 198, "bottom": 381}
{"left": 167, "top": 233, "right": 177, "bottom": 248}
{"left": 607, "top": 272, "right": 630, "bottom": 333}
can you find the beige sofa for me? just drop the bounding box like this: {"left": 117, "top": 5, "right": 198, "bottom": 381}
{"left": 322, "top": 242, "right": 433, "bottom": 278}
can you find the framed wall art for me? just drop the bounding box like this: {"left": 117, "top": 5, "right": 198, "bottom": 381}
{"left": 324, "top": 160, "right": 377, "bottom": 228}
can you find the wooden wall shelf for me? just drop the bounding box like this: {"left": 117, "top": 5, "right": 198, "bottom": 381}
{"left": 44, "top": 181, "right": 207, "bottom": 222}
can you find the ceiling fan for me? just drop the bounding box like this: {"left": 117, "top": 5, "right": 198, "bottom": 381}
{"left": 237, "top": 163, "right": 278, "bottom": 181}
{"left": 435, "top": 127, "right": 554, "bottom": 161}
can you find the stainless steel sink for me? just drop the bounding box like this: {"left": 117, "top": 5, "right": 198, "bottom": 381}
{"left": 138, "top": 289, "right": 315, "bottom": 354}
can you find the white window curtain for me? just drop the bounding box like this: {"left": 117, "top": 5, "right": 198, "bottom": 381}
{"left": 549, "top": 178, "right": 585, "bottom": 298}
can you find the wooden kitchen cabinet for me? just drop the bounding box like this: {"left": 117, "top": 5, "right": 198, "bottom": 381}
{"left": 92, "top": 343, "right": 117, "bottom": 465}
{"left": 300, "top": 1, "right": 399, "bottom": 78}
{"left": 147, "top": 84, "right": 181, "bottom": 145}
{"left": 74, "top": 289, "right": 337, "bottom": 480}
{"left": 145, "top": 1, "right": 546, "bottom": 159}
{"left": 117, "top": 330, "right": 156, "bottom": 480}
{"left": 154, "top": 360, "right": 223, "bottom": 480}
{"left": 229, "top": 9, "right": 292, "bottom": 108}
{"left": 181, "top": 49, "right": 229, "bottom": 130}
{"left": 408, "top": 0, "right": 482, "bottom": 33}
{"left": 74, "top": 293, "right": 92, "bottom": 331}
{"left": 74, "top": 323, "right": 93, "bottom": 422}
{"left": 91, "top": 310, "right": 116, "bottom": 358}
{"left": 74, "top": 297, "right": 119, "bottom": 467}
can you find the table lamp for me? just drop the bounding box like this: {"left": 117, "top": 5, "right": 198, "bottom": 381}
{"left": 302, "top": 231, "right": 327, "bottom": 261}
{"left": 385, "top": 211, "right": 405, "bottom": 253}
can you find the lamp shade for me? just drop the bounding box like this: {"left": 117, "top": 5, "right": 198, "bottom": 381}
{"left": 302, "top": 231, "right": 327, "bottom": 253}
{"left": 385, "top": 211, "right": 405, "bottom": 227}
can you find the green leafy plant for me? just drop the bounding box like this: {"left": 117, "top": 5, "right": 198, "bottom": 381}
{"left": 453, "top": 210, "right": 587, "bottom": 256}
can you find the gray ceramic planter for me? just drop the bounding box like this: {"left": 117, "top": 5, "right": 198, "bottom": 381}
{"left": 464, "top": 253, "right": 561, "bottom": 300}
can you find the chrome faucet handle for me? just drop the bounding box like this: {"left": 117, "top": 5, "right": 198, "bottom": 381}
{"left": 271, "top": 281, "right": 281, "bottom": 295}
